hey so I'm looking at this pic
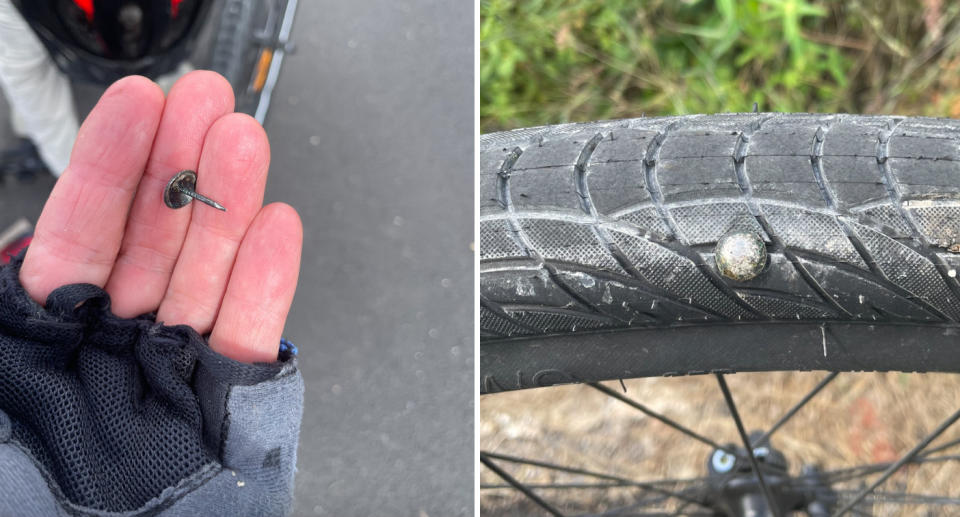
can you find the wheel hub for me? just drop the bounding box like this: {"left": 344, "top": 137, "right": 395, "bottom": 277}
{"left": 703, "top": 434, "right": 836, "bottom": 517}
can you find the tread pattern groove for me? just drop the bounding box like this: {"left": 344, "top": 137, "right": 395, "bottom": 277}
{"left": 876, "top": 121, "right": 960, "bottom": 320}
{"left": 642, "top": 121, "right": 766, "bottom": 318}
{"left": 480, "top": 296, "right": 542, "bottom": 336}
{"left": 816, "top": 120, "right": 948, "bottom": 320}
{"left": 643, "top": 122, "right": 684, "bottom": 239}
{"left": 563, "top": 132, "right": 641, "bottom": 322}
{"left": 580, "top": 129, "right": 763, "bottom": 319}
{"left": 837, "top": 224, "right": 949, "bottom": 320}
{"left": 480, "top": 113, "right": 960, "bottom": 339}
{"left": 494, "top": 147, "right": 530, "bottom": 258}
{"left": 733, "top": 116, "right": 852, "bottom": 318}
{"left": 810, "top": 124, "right": 837, "bottom": 210}
{"left": 575, "top": 132, "right": 605, "bottom": 217}
{"left": 545, "top": 260, "right": 720, "bottom": 322}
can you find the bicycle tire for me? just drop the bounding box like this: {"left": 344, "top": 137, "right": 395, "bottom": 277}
{"left": 479, "top": 113, "right": 960, "bottom": 393}
{"left": 209, "top": 0, "right": 257, "bottom": 90}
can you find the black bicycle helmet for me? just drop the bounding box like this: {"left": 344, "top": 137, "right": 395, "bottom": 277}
{"left": 13, "top": 0, "right": 212, "bottom": 84}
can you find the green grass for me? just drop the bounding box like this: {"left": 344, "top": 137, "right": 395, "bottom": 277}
{"left": 481, "top": 0, "right": 960, "bottom": 132}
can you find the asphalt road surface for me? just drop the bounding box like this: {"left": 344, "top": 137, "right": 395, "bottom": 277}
{"left": 0, "top": 1, "right": 474, "bottom": 515}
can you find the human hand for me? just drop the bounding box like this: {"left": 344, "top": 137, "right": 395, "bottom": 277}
{"left": 17, "top": 72, "right": 302, "bottom": 363}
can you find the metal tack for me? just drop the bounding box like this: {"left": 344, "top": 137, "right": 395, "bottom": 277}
{"left": 163, "top": 170, "right": 226, "bottom": 211}
{"left": 715, "top": 229, "right": 767, "bottom": 281}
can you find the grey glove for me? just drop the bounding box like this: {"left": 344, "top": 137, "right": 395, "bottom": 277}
{"left": 0, "top": 256, "right": 304, "bottom": 517}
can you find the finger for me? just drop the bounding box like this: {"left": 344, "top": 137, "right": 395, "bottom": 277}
{"left": 210, "top": 203, "right": 302, "bottom": 363}
{"left": 156, "top": 113, "right": 270, "bottom": 333}
{"left": 19, "top": 76, "right": 165, "bottom": 305}
{"left": 105, "top": 71, "right": 235, "bottom": 318}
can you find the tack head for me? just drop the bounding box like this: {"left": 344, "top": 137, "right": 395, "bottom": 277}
{"left": 164, "top": 170, "right": 197, "bottom": 209}
{"left": 715, "top": 229, "right": 767, "bottom": 281}
{"left": 163, "top": 170, "right": 226, "bottom": 211}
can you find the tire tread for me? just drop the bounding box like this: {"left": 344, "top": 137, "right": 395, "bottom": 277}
{"left": 481, "top": 114, "right": 960, "bottom": 340}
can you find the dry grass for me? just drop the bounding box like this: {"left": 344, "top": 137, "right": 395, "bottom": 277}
{"left": 480, "top": 372, "right": 960, "bottom": 516}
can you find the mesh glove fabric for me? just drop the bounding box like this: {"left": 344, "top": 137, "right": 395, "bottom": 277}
{"left": 0, "top": 253, "right": 303, "bottom": 517}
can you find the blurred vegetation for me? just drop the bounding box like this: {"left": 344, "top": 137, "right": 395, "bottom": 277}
{"left": 480, "top": 0, "right": 960, "bottom": 132}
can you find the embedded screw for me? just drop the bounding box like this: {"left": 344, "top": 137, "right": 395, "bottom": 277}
{"left": 163, "top": 170, "right": 226, "bottom": 211}
{"left": 716, "top": 229, "right": 767, "bottom": 281}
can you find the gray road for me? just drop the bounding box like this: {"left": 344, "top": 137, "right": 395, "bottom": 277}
{"left": 0, "top": 1, "right": 474, "bottom": 515}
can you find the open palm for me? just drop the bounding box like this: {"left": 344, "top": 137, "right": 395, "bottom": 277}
{"left": 18, "top": 71, "right": 302, "bottom": 363}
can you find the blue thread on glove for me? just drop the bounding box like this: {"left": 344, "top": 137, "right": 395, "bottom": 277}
{"left": 279, "top": 338, "right": 297, "bottom": 357}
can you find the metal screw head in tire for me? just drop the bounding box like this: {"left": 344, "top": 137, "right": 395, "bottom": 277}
{"left": 715, "top": 230, "right": 767, "bottom": 281}
{"left": 164, "top": 170, "right": 198, "bottom": 209}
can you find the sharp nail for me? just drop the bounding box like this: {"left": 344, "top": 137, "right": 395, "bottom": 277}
{"left": 179, "top": 187, "right": 227, "bottom": 211}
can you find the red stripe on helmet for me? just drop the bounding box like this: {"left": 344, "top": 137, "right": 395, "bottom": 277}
{"left": 171, "top": 0, "right": 183, "bottom": 17}
{"left": 72, "top": 0, "right": 94, "bottom": 22}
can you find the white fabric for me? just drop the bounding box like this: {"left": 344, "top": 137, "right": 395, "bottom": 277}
{"left": 0, "top": 0, "right": 77, "bottom": 176}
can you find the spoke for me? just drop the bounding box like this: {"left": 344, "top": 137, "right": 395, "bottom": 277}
{"left": 753, "top": 372, "right": 839, "bottom": 447}
{"left": 822, "top": 437, "right": 960, "bottom": 484}
{"left": 589, "top": 496, "right": 680, "bottom": 516}
{"left": 481, "top": 451, "right": 711, "bottom": 508}
{"left": 919, "top": 435, "right": 960, "bottom": 457}
{"left": 589, "top": 382, "right": 784, "bottom": 479}
{"left": 588, "top": 382, "right": 738, "bottom": 456}
{"left": 482, "top": 482, "right": 630, "bottom": 490}
{"left": 481, "top": 453, "right": 566, "bottom": 517}
{"left": 825, "top": 458, "right": 960, "bottom": 504}
{"left": 833, "top": 490, "right": 960, "bottom": 505}
{"left": 715, "top": 374, "right": 782, "bottom": 517}
{"left": 589, "top": 499, "right": 715, "bottom": 517}
{"left": 831, "top": 405, "right": 960, "bottom": 517}
{"left": 817, "top": 454, "right": 960, "bottom": 484}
